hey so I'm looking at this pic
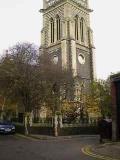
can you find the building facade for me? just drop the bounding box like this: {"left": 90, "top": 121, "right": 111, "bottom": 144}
{"left": 111, "top": 74, "right": 120, "bottom": 140}
{"left": 40, "top": 0, "right": 95, "bottom": 99}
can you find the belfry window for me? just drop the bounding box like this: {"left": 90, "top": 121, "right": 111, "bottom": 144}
{"left": 56, "top": 15, "right": 61, "bottom": 41}
{"left": 50, "top": 18, "right": 54, "bottom": 43}
{"left": 75, "top": 15, "right": 79, "bottom": 40}
{"left": 80, "top": 17, "right": 84, "bottom": 42}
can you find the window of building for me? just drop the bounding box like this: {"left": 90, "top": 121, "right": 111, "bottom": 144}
{"left": 80, "top": 17, "right": 84, "bottom": 42}
{"left": 50, "top": 18, "right": 54, "bottom": 43}
{"left": 56, "top": 15, "right": 61, "bottom": 41}
{"left": 75, "top": 15, "right": 79, "bottom": 40}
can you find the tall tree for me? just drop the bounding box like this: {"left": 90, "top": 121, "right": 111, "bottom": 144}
{"left": 37, "top": 52, "right": 74, "bottom": 115}
{"left": 0, "top": 43, "right": 42, "bottom": 134}
{"left": 0, "top": 43, "right": 74, "bottom": 135}
{"left": 85, "top": 79, "right": 112, "bottom": 119}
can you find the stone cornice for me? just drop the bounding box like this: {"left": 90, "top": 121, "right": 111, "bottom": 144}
{"left": 46, "top": 42, "right": 61, "bottom": 50}
{"left": 76, "top": 42, "right": 91, "bottom": 51}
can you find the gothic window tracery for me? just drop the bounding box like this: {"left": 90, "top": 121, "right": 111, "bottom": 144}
{"left": 50, "top": 18, "right": 54, "bottom": 43}
{"left": 80, "top": 17, "right": 84, "bottom": 42}
{"left": 75, "top": 15, "right": 79, "bottom": 40}
{"left": 56, "top": 15, "right": 61, "bottom": 41}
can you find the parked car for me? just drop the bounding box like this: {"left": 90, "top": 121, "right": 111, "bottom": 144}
{"left": 0, "top": 121, "right": 15, "bottom": 134}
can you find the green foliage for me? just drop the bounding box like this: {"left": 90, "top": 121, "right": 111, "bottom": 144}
{"left": 0, "top": 42, "right": 73, "bottom": 116}
{"left": 0, "top": 42, "right": 111, "bottom": 119}
{"left": 87, "top": 79, "right": 112, "bottom": 117}
{"left": 0, "top": 43, "right": 41, "bottom": 113}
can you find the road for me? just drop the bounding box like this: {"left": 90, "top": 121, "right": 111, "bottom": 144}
{"left": 0, "top": 134, "right": 99, "bottom": 160}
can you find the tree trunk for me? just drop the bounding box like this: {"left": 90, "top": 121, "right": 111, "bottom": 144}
{"left": 59, "top": 115, "right": 63, "bottom": 128}
{"left": 24, "top": 112, "right": 33, "bottom": 135}
{"left": 24, "top": 115, "right": 29, "bottom": 135}
{"left": 54, "top": 115, "right": 58, "bottom": 137}
{"left": 0, "top": 97, "right": 6, "bottom": 120}
{"left": 0, "top": 111, "right": 4, "bottom": 120}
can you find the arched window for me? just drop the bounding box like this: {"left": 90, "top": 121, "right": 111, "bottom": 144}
{"left": 56, "top": 15, "right": 61, "bottom": 41}
{"left": 50, "top": 18, "right": 54, "bottom": 43}
{"left": 80, "top": 17, "right": 84, "bottom": 42}
{"left": 75, "top": 15, "right": 79, "bottom": 40}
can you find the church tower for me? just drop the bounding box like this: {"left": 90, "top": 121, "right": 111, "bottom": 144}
{"left": 40, "top": 0, "right": 95, "bottom": 98}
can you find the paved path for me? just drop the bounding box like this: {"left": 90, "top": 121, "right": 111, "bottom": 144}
{"left": 0, "top": 134, "right": 99, "bottom": 160}
{"left": 92, "top": 142, "right": 120, "bottom": 160}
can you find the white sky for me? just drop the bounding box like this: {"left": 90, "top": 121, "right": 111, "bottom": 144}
{"left": 0, "top": 0, "right": 120, "bottom": 79}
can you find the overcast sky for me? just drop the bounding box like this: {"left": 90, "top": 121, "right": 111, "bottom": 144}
{"left": 0, "top": 0, "right": 120, "bottom": 79}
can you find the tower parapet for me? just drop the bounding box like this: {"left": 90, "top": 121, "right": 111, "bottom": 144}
{"left": 43, "top": 0, "right": 90, "bottom": 10}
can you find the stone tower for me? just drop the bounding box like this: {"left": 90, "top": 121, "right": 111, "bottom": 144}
{"left": 40, "top": 0, "right": 95, "bottom": 99}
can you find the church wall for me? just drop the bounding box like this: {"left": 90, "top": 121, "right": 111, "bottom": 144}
{"left": 42, "top": 5, "right": 65, "bottom": 47}
{"left": 41, "top": 1, "right": 91, "bottom": 47}
{"left": 48, "top": 48, "right": 62, "bottom": 67}
{"left": 64, "top": 2, "right": 90, "bottom": 45}
{"left": 40, "top": 0, "right": 95, "bottom": 98}
{"left": 76, "top": 48, "right": 91, "bottom": 79}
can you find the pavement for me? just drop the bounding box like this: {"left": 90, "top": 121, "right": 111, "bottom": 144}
{"left": 0, "top": 134, "right": 98, "bottom": 160}
{"left": 1, "top": 133, "right": 120, "bottom": 160}
{"left": 25, "top": 134, "right": 99, "bottom": 140}
{"left": 93, "top": 142, "right": 120, "bottom": 160}
{"left": 22, "top": 134, "right": 120, "bottom": 160}
{"left": 82, "top": 141, "right": 120, "bottom": 160}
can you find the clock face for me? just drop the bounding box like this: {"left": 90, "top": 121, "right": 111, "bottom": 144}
{"left": 78, "top": 54, "right": 85, "bottom": 64}
{"left": 53, "top": 55, "right": 58, "bottom": 64}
